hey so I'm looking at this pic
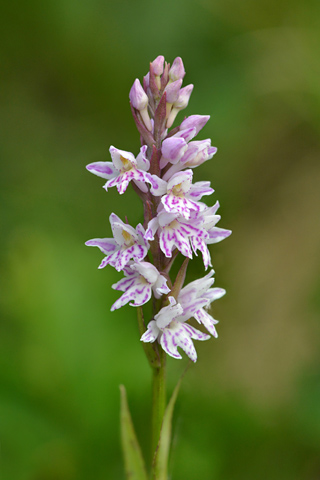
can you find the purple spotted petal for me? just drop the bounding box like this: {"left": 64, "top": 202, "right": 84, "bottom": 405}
{"left": 153, "top": 274, "right": 171, "bottom": 298}
{"left": 148, "top": 174, "right": 167, "bottom": 196}
{"left": 140, "top": 320, "right": 160, "bottom": 343}
{"left": 86, "top": 161, "right": 117, "bottom": 179}
{"left": 160, "top": 321, "right": 204, "bottom": 362}
{"left": 159, "top": 227, "right": 177, "bottom": 257}
{"left": 205, "top": 288, "right": 226, "bottom": 303}
{"left": 194, "top": 309, "right": 219, "bottom": 337}
{"left": 111, "top": 282, "right": 152, "bottom": 310}
{"left": 135, "top": 145, "right": 149, "bottom": 171}
{"left": 145, "top": 217, "right": 159, "bottom": 241}
{"left": 162, "top": 193, "right": 202, "bottom": 219}
{"left": 189, "top": 181, "right": 214, "bottom": 200}
{"left": 112, "top": 244, "right": 148, "bottom": 272}
{"left": 111, "top": 273, "right": 137, "bottom": 292}
{"left": 131, "top": 261, "right": 159, "bottom": 284}
{"left": 182, "top": 323, "right": 211, "bottom": 342}
{"left": 207, "top": 227, "right": 232, "bottom": 244}
{"left": 105, "top": 169, "right": 150, "bottom": 194}
{"left": 85, "top": 238, "right": 118, "bottom": 255}
{"left": 190, "top": 236, "right": 212, "bottom": 270}
{"left": 160, "top": 329, "right": 183, "bottom": 359}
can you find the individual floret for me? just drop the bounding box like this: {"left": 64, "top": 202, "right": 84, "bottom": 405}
{"left": 150, "top": 169, "right": 214, "bottom": 219}
{"left": 141, "top": 296, "right": 210, "bottom": 362}
{"left": 85, "top": 213, "right": 149, "bottom": 272}
{"left": 177, "top": 270, "right": 226, "bottom": 337}
{"left": 111, "top": 262, "right": 170, "bottom": 310}
{"left": 86, "top": 145, "right": 154, "bottom": 195}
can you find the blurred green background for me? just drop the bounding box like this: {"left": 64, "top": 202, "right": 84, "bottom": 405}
{"left": 1, "top": 0, "right": 320, "bottom": 478}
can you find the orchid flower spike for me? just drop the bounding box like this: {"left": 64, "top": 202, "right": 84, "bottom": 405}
{"left": 86, "top": 55, "right": 231, "bottom": 365}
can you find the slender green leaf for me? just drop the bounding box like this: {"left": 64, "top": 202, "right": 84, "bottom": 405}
{"left": 170, "top": 258, "right": 189, "bottom": 300}
{"left": 120, "top": 385, "right": 148, "bottom": 480}
{"left": 151, "top": 377, "right": 182, "bottom": 480}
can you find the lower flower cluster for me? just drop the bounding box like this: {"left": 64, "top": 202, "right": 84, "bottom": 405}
{"left": 86, "top": 56, "right": 231, "bottom": 362}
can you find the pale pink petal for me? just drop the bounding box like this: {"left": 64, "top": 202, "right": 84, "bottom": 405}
{"left": 85, "top": 238, "right": 118, "bottom": 254}
{"left": 194, "top": 309, "right": 218, "bottom": 337}
{"left": 141, "top": 320, "right": 160, "bottom": 343}
{"left": 167, "top": 170, "right": 193, "bottom": 193}
{"left": 145, "top": 217, "right": 159, "bottom": 241}
{"left": 111, "top": 273, "right": 137, "bottom": 292}
{"left": 182, "top": 323, "right": 211, "bottom": 341}
{"left": 133, "top": 179, "right": 148, "bottom": 193}
{"left": 174, "top": 323, "right": 198, "bottom": 362}
{"left": 159, "top": 228, "right": 176, "bottom": 257}
{"left": 189, "top": 181, "right": 214, "bottom": 200}
{"left": 205, "top": 288, "right": 226, "bottom": 303}
{"left": 135, "top": 145, "right": 149, "bottom": 171}
{"left": 153, "top": 274, "right": 171, "bottom": 298}
{"left": 152, "top": 55, "right": 165, "bottom": 75}
{"left": 161, "top": 137, "right": 188, "bottom": 167}
{"left": 180, "top": 115, "right": 210, "bottom": 135}
{"left": 131, "top": 261, "right": 158, "bottom": 284}
{"left": 160, "top": 330, "right": 182, "bottom": 359}
{"left": 173, "top": 126, "right": 197, "bottom": 142}
{"left": 149, "top": 174, "right": 168, "bottom": 196}
{"left": 155, "top": 297, "right": 183, "bottom": 329}
{"left": 86, "top": 161, "right": 117, "bottom": 179}
{"left": 207, "top": 227, "right": 232, "bottom": 244}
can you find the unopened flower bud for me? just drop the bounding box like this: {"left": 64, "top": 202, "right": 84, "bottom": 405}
{"left": 129, "top": 79, "right": 148, "bottom": 110}
{"left": 152, "top": 55, "right": 165, "bottom": 76}
{"left": 164, "top": 79, "right": 182, "bottom": 104}
{"left": 169, "top": 57, "right": 186, "bottom": 82}
{"left": 129, "top": 78, "right": 152, "bottom": 131}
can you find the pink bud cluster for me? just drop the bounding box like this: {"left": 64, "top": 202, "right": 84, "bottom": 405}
{"left": 86, "top": 56, "right": 231, "bottom": 362}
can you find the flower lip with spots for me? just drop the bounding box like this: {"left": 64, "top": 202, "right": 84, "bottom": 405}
{"left": 150, "top": 169, "right": 214, "bottom": 220}
{"left": 111, "top": 261, "right": 170, "bottom": 311}
{"left": 177, "top": 270, "right": 226, "bottom": 337}
{"left": 85, "top": 213, "right": 149, "bottom": 272}
{"left": 86, "top": 145, "right": 155, "bottom": 195}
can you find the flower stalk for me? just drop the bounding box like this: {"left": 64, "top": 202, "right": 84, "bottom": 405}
{"left": 151, "top": 348, "right": 166, "bottom": 459}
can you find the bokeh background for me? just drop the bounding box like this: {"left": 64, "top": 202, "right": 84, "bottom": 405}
{"left": 1, "top": 0, "right": 320, "bottom": 478}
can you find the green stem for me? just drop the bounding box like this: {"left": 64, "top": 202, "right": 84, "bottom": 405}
{"left": 151, "top": 347, "right": 166, "bottom": 460}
